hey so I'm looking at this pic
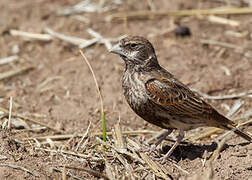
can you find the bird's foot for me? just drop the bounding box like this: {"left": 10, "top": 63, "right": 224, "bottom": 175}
{"left": 152, "top": 154, "right": 176, "bottom": 164}
{"left": 139, "top": 144, "right": 157, "bottom": 153}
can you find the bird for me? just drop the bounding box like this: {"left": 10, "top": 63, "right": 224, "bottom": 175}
{"left": 109, "top": 36, "right": 251, "bottom": 163}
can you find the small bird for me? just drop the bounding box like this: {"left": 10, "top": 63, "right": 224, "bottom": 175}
{"left": 110, "top": 36, "right": 251, "bottom": 162}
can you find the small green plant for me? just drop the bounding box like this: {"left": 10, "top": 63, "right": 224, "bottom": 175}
{"left": 80, "top": 50, "right": 106, "bottom": 142}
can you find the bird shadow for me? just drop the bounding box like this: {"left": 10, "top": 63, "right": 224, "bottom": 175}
{"left": 158, "top": 141, "right": 220, "bottom": 161}
{"left": 159, "top": 140, "right": 250, "bottom": 161}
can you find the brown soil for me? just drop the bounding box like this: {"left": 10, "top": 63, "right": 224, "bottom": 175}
{"left": 0, "top": 0, "right": 252, "bottom": 179}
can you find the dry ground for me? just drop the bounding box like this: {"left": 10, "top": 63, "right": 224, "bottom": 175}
{"left": 0, "top": 0, "right": 252, "bottom": 179}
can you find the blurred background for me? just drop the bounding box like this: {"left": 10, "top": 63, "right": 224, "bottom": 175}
{"left": 0, "top": 0, "right": 252, "bottom": 179}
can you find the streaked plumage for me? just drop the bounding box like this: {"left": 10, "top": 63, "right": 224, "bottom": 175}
{"left": 110, "top": 36, "right": 251, "bottom": 162}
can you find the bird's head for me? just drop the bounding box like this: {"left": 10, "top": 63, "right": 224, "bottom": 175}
{"left": 110, "top": 36, "right": 159, "bottom": 69}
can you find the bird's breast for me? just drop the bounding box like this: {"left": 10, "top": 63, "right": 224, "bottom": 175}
{"left": 122, "top": 72, "right": 148, "bottom": 110}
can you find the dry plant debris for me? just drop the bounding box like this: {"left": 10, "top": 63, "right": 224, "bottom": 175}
{"left": 106, "top": 7, "right": 252, "bottom": 21}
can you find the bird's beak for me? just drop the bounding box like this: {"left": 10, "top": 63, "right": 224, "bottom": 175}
{"left": 109, "top": 43, "right": 125, "bottom": 56}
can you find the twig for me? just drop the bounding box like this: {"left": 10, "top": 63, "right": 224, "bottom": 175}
{"left": 82, "top": 28, "right": 126, "bottom": 50}
{"left": 62, "top": 165, "right": 66, "bottom": 180}
{"left": 144, "top": 129, "right": 167, "bottom": 145}
{"left": 56, "top": 0, "right": 120, "bottom": 16}
{"left": 44, "top": 27, "right": 124, "bottom": 50}
{"left": 200, "top": 39, "right": 252, "bottom": 58}
{"left": 51, "top": 167, "right": 82, "bottom": 180}
{"left": 0, "top": 66, "right": 34, "bottom": 81}
{"left": 44, "top": 27, "right": 98, "bottom": 48}
{"left": 0, "top": 155, "right": 7, "bottom": 160}
{"left": 91, "top": 130, "right": 156, "bottom": 137}
{"left": 22, "top": 130, "right": 157, "bottom": 141}
{"left": 0, "top": 163, "right": 39, "bottom": 177}
{"left": 195, "top": 90, "right": 252, "bottom": 100}
{"left": 75, "top": 121, "right": 91, "bottom": 151}
{"left": 208, "top": 130, "right": 233, "bottom": 162}
{"left": 113, "top": 123, "right": 126, "bottom": 150}
{"left": 37, "top": 76, "right": 62, "bottom": 90}
{"left": 96, "top": 137, "right": 145, "bottom": 164}
{"left": 10, "top": 29, "right": 52, "bottom": 41}
{"left": 200, "top": 39, "right": 243, "bottom": 50}
{"left": 126, "top": 138, "right": 172, "bottom": 179}
{"left": 106, "top": 7, "right": 252, "bottom": 21}
{"left": 0, "top": 56, "right": 19, "bottom": 65}
{"left": 80, "top": 50, "right": 106, "bottom": 142}
{"left": 172, "top": 163, "right": 189, "bottom": 175}
{"left": 105, "top": 161, "right": 116, "bottom": 180}
{"left": 59, "top": 165, "right": 110, "bottom": 180}
{"left": 35, "top": 147, "right": 103, "bottom": 161}
{"left": 207, "top": 15, "right": 239, "bottom": 26}
{"left": 23, "top": 134, "right": 80, "bottom": 141}
{"left": 86, "top": 28, "right": 112, "bottom": 50}
{"left": 111, "top": 148, "right": 136, "bottom": 180}
{"left": 7, "top": 96, "right": 13, "bottom": 129}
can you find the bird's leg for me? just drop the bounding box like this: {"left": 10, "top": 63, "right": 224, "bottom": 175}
{"left": 140, "top": 129, "right": 173, "bottom": 152}
{"left": 154, "top": 130, "right": 184, "bottom": 163}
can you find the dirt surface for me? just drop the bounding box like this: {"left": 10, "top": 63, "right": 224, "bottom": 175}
{"left": 0, "top": 0, "right": 252, "bottom": 179}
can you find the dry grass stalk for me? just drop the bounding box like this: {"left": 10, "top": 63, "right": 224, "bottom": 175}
{"left": 23, "top": 134, "right": 81, "bottom": 141}
{"left": 144, "top": 129, "right": 168, "bottom": 145}
{"left": 0, "top": 66, "right": 34, "bottom": 81}
{"left": 35, "top": 147, "right": 103, "bottom": 161}
{"left": 111, "top": 148, "right": 136, "bottom": 180}
{"left": 196, "top": 89, "right": 252, "bottom": 100}
{"left": 208, "top": 133, "right": 232, "bottom": 162}
{"left": 7, "top": 96, "right": 13, "bottom": 129}
{"left": 200, "top": 39, "right": 243, "bottom": 50}
{"left": 59, "top": 165, "right": 110, "bottom": 180}
{"left": 207, "top": 15, "right": 239, "bottom": 26}
{"left": 0, "top": 56, "right": 19, "bottom": 65}
{"left": 75, "top": 122, "right": 91, "bottom": 151}
{"left": 105, "top": 161, "right": 116, "bottom": 180}
{"left": 0, "top": 163, "right": 39, "bottom": 177}
{"left": 52, "top": 167, "right": 82, "bottom": 180}
{"left": 106, "top": 7, "right": 252, "bottom": 21}
{"left": 12, "top": 126, "right": 47, "bottom": 133}
{"left": 79, "top": 50, "right": 107, "bottom": 142}
{"left": 44, "top": 27, "right": 94, "bottom": 47}
{"left": 10, "top": 29, "right": 52, "bottom": 41}
{"left": 62, "top": 165, "right": 66, "bottom": 180}
{"left": 200, "top": 39, "right": 252, "bottom": 58}
{"left": 56, "top": 0, "right": 120, "bottom": 16}
{"left": 0, "top": 155, "right": 7, "bottom": 160}
{"left": 61, "top": 132, "right": 78, "bottom": 149}
{"left": 92, "top": 129, "right": 157, "bottom": 136}
{"left": 126, "top": 138, "right": 172, "bottom": 179}
{"left": 37, "top": 76, "right": 62, "bottom": 90}
{"left": 113, "top": 123, "right": 126, "bottom": 151}
{"left": 172, "top": 163, "right": 189, "bottom": 175}
{"left": 96, "top": 137, "right": 144, "bottom": 164}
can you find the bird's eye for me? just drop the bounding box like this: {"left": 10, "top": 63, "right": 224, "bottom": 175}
{"left": 130, "top": 43, "right": 138, "bottom": 49}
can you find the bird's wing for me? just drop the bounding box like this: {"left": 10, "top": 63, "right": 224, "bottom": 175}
{"left": 145, "top": 77, "right": 213, "bottom": 117}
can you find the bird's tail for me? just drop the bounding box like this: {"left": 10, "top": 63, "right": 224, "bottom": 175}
{"left": 213, "top": 111, "right": 252, "bottom": 142}
{"left": 233, "top": 128, "right": 251, "bottom": 142}
{"left": 222, "top": 124, "right": 252, "bottom": 142}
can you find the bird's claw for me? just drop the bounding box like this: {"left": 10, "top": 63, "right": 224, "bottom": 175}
{"left": 139, "top": 144, "right": 157, "bottom": 153}
{"left": 151, "top": 154, "right": 176, "bottom": 164}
